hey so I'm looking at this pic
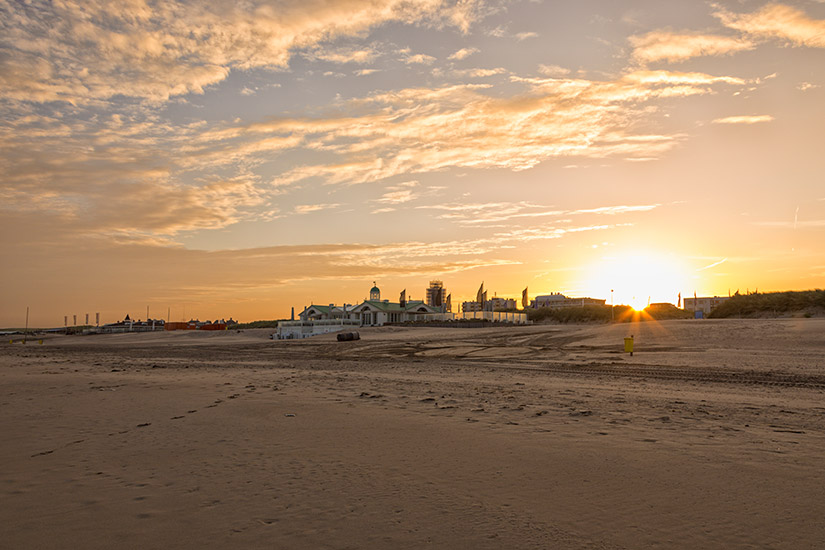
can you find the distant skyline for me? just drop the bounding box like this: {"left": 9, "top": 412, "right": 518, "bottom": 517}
{"left": 1, "top": 1, "right": 824, "bottom": 326}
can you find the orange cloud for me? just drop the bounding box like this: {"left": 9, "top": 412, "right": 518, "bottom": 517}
{"left": 716, "top": 3, "right": 825, "bottom": 48}
{"left": 630, "top": 31, "right": 754, "bottom": 63}
{"left": 266, "top": 71, "right": 743, "bottom": 187}
{"left": 712, "top": 115, "right": 774, "bottom": 124}
{"left": 0, "top": 0, "right": 483, "bottom": 104}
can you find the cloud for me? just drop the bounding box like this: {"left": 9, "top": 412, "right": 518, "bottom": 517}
{"left": 755, "top": 220, "right": 825, "bottom": 228}
{"left": 418, "top": 201, "right": 659, "bottom": 226}
{"left": 716, "top": 3, "right": 825, "bottom": 48}
{"left": 451, "top": 67, "right": 508, "bottom": 78}
{"left": 712, "top": 115, "right": 774, "bottom": 124}
{"left": 404, "top": 53, "right": 437, "bottom": 65}
{"left": 305, "top": 45, "right": 381, "bottom": 64}
{"left": 374, "top": 181, "right": 420, "bottom": 205}
{"left": 267, "top": 70, "right": 744, "bottom": 188}
{"left": 0, "top": 0, "right": 485, "bottom": 104}
{"left": 294, "top": 203, "right": 340, "bottom": 214}
{"left": 797, "top": 82, "right": 820, "bottom": 91}
{"left": 449, "top": 47, "right": 479, "bottom": 60}
{"left": 515, "top": 32, "right": 538, "bottom": 41}
{"left": 628, "top": 5, "right": 825, "bottom": 65}
{"left": 630, "top": 31, "right": 754, "bottom": 63}
{"left": 569, "top": 204, "right": 659, "bottom": 215}
{"left": 538, "top": 65, "right": 571, "bottom": 77}
{"left": 696, "top": 257, "right": 728, "bottom": 271}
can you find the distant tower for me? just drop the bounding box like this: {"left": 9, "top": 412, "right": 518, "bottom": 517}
{"left": 291, "top": 307, "right": 295, "bottom": 321}
{"left": 370, "top": 281, "right": 381, "bottom": 301}
{"left": 426, "top": 280, "right": 445, "bottom": 308}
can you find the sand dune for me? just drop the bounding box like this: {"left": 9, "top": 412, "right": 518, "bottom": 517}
{"left": 2, "top": 319, "right": 824, "bottom": 548}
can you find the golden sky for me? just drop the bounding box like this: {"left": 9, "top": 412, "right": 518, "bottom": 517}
{"left": 1, "top": 1, "right": 824, "bottom": 325}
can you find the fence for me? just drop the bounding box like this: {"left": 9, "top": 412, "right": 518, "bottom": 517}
{"left": 276, "top": 319, "right": 361, "bottom": 339}
{"left": 458, "top": 311, "right": 528, "bottom": 324}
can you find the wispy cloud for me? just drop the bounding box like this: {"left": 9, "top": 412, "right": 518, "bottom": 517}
{"left": 0, "top": 60, "right": 745, "bottom": 244}
{"left": 0, "top": 0, "right": 486, "bottom": 104}
{"left": 404, "top": 53, "right": 437, "bottom": 65}
{"left": 716, "top": 3, "right": 825, "bottom": 48}
{"left": 696, "top": 257, "right": 728, "bottom": 271}
{"left": 267, "top": 71, "right": 745, "bottom": 187}
{"left": 629, "top": 4, "right": 825, "bottom": 65}
{"left": 449, "top": 47, "right": 479, "bottom": 60}
{"left": 538, "top": 65, "right": 571, "bottom": 77}
{"left": 418, "top": 202, "right": 659, "bottom": 226}
{"left": 374, "top": 181, "right": 421, "bottom": 205}
{"left": 630, "top": 31, "right": 754, "bottom": 63}
{"left": 294, "top": 203, "right": 340, "bottom": 215}
{"left": 450, "top": 67, "right": 509, "bottom": 78}
{"left": 712, "top": 115, "right": 774, "bottom": 124}
{"left": 755, "top": 220, "right": 825, "bottom": 228}
{"left": 305, "top": 45, "right": 381, "bottom": 64}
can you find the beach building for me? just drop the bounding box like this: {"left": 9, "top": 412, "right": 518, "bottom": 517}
{"left": 101, "top": 315, "right": 165, "bottom": 333}
{"left": 299, "top": 304, "right": 354, "bottom": 321}
{"left": 531, "top": 293, "right": 606, "bottom": 309}
{"left": 349, "top": 283, "right": 449, "bottom": 326}
{"left": 461, "top": 297, "right": 518, "bottom": 312}
{"left": 349, "top": 299, "right": 444, "bottom": 326}
{"left": 282, "top": 283, "right": 454, "bottom": 336}
{"left": 683, "top": 296, "right": 730, "bottom": 316}
{"left": 459, "top": 294, "right": 527, "bottom": 323}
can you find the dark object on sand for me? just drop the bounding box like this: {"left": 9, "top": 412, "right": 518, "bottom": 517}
{"left": 337, "top": 331, "right": 360, "bottom": 342}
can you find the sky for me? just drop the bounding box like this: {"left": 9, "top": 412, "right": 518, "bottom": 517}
{"left": 1, "top": 0, "right": 824, "bottom": 326}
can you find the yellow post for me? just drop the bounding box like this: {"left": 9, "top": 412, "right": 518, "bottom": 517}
{"left": 624, "top": 336, "right": 634, "bottom": 356}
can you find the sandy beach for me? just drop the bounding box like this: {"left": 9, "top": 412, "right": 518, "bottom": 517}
{"left": 2, "top": 319, "right": 825, "bottom": 549}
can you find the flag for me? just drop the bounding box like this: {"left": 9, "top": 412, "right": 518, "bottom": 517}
{"left": 522, "top": 287, "right": 528, "bottom": 309}
{"left": 677, "top": 292, "right": 681, "bottom": 308}
{"left": 476, "top": 282, "right": 484, "bottom": 304}
{"left": 400, "top": 289, "right": 406, "bottom": 306}
{"left": 446, "top": 293, "right": 452, "bottom": 313}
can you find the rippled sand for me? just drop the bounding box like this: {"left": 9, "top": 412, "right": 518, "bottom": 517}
{"left": 2, "top": 319, "right": 824, "bottom": 549}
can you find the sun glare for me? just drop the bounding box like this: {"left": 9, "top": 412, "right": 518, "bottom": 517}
{"left": 581, "top": 252, "right": 687, "bottom": 310}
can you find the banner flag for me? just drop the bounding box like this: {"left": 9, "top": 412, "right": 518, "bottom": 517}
{"left": 522, "top": 287, "right": 528, "bottom": 309}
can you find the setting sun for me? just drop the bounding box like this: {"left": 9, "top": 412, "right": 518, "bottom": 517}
{"left": 582, "top": 252, "right": 688, "bottom": 310}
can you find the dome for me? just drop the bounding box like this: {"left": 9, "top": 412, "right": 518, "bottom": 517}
{"left": 370, "top": 285, "right": 380, "bottom": 293}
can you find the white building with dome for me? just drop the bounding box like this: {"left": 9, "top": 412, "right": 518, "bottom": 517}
{"left": 294, "top": 282, "right": 453, "bottom": 328}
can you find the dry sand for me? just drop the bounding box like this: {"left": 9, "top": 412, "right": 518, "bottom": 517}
{"left": 2, "top": 319, "right": 825, "bottom": 549}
